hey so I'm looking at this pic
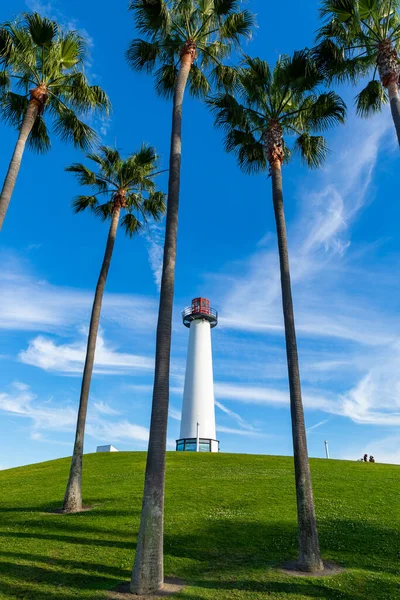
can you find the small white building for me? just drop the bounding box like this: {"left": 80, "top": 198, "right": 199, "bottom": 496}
{"left": 96, "top": 445, "right": 119, "bottom": 453}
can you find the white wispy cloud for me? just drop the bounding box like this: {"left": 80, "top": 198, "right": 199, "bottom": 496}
{"left": 0, "top": 252, "right": 157, "bottom": 334}
{"left": 142, "top": 223, "right": 165, "bottom": 291}
{"left": 93, "top": 401, "right": 121, "bottom": 416}
{"left": 86, "top": 420, "right": 149, "bottom": 444}
{"left": 214, "top": 382, "right": 332, "bottom": 412}
{"left": 307, "top": 419, "right": 329, "bottom": 433}
{"left": 0, "top": 382, "right": 150, "bottom": 445}
{"left": 19, "top": 330, "right": 154, "bottom": 375}
{"left": 339, "top": 343, "right": 400, "bottom": 425}
{"left": 169, "top": 406, "right": 181, "bottom": 421}
{"left": 0, "top": 382, "right": 77, "bottom": 432}
{"left": 215, "top": 400, "right": 258, "bottom": 431}
{"left": 216, "top": 425, "right": 263, "bottom": 437}
{"left": 25, "top": 0, "right": 54, "bottom": 15}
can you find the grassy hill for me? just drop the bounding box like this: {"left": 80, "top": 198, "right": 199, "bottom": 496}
{"left": 0, "top": 452, "right": 398, "bottom": 600}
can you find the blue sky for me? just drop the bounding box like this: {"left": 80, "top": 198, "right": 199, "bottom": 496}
{"left": 1, "top": 0, "right": 400, "bottom": 470}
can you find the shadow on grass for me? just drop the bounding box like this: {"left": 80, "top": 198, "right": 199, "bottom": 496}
{"left": 0, "top": 582, "right": 100, "bottom": 600}
{"left": 0, "top": 529, "right": 135, "bottom": 549}
{"left": 186, "top": 575, "right": 400, "bottom": 600}
{"left": 164, "top": 518, "right": 399, "bottom": 573}
{"left": 0, "top": 559, "right": 121, "bottom": 599}
{"left": 0, "top": 550, "right": 128, "bottom": 578}
{"left": 0, "top": 499, "right": 137, "bottom": 516}
{"left": 0, "top": 516, "right": 397, "bottom": 599}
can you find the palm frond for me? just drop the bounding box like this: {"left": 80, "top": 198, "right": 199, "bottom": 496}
{"left": 219, "top": 10, "right": 254, "bottom": 44}
{"left": 208, "top": 92, "right": 251, "bottom": 131}
{"left": 210, "top": 64, "right": 238, "bottom": 92}
{"left": 319, "top": 0, "right": 356, "bottom": 22}
{"left": 0, "top": 91, "right": 28, "bottom": 127}
{"left": 0, "top": 69, "right": 10, "bottom": 91}
{"left": 302, "top": 91, "right": 347, "bottom": 131}
{"left": 129, "top": 0, "right": 170, "bottom": 37}
{"left": 53, "top": 105, "right": 97, "bottom": 150}
{"left": 154, "top": 63, "right": 178, "bottom": 98}
{"left": 239, "top": 55, "right": 271, "bottom": 105}
{"left": 358, "top": 0, "right": 380, "bottom": 21}
{"left": 95, "top": 201, "right": 114, "bottom": 220}
{"left": 126, "top": 38, "right": 161, "bottom": 72}
{"left": 274, "top": 49, "right": 321, "bottom": 93}
{"left": 294, "top": 133, "right": 329, "bottom": 169}
{"left": 188, "top": 64, "right": 210, "bottom": 97}
{"left": 213, "top": 0, "right": 240, "bottom": 16}
{"left": 59, "top": 31, "right": 87, "bottom": 68}
{"left": 72, "top": 195, "right": 100, "bottom": 213}
{"left": 355, "top": 79, "right": 388, "bottom": 116}
{"left": 27, "top": 114, "right": 51, "bottom": 153}
{"left": 121, "top": 212, "right": 143, "bottom": 237}
{"left": 66, "top": 162, "right": 109, "bottom": 192}
{"left": 142, "top": 190, "right": 166, "bottom": 220}
{"left": 131, "top": 144, "right": 158, "bottom": 168}
{"left": 0, "top": 28, "right": 14, "bottom": 60}
{"left": 236, "top": 137, "right": 266, "bottom": 174}
{"left": 24, "top": 12, "right": 57, "bottom": 47}
{"left": 56, "top": 72, "right": 111, "bottom": 114}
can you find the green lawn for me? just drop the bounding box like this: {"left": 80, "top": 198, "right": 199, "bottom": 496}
{"left": 0, "top": 452, "right": 398, "bottom": 599}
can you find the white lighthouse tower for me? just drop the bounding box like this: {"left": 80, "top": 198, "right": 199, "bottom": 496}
{"left": 176, "top": 297, "right": 219, "bottom": 453}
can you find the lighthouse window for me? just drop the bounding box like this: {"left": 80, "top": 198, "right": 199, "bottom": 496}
{"left": 176, "top": 441, "right": 184, "bottom": 451}
{"left": 185, "top": 442, "right": 197, "bottom": 452}
{"left": 199, "top": 442, "right": 210, "bottom": 452}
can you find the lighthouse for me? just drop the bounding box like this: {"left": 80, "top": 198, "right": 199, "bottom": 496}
{"left": 176, "top": 298, "right": 219, "bottom": 452}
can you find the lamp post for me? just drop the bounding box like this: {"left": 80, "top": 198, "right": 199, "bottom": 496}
{"left": 324, "top": 440, "right": 330, "bottom": 459}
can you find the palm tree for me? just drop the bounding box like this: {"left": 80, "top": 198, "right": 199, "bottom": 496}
{"left": 127, "top": 1, "right": 254, "bottom": 594}
{"left": 62, "top": 145, "right": 166, "bottom": 514}
{"left": 0, "top": 12, "right": 110, "bottom": 229}
{"left": 209, "top": 53, "right": 346, "bottom": 572}
{"left": 315, "top": 0, "right": 400, "bottom": 145}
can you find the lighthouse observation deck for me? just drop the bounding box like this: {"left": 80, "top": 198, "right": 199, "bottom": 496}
{"left": 182, "top": 297, "right": 218, "bottom": 328}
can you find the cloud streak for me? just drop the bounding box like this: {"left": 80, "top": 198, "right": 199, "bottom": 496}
{"left": 19, "top": 331, "right": 154, "bottom": 375}
{"left": 0, "top": 252, "right": 157, "bottom": 334}
{"left": 0, "top": 382, "right": 150, "bottom": 445}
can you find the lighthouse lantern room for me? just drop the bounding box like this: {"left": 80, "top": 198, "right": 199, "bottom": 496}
{"left": 177, "top": 298, "right": 219, "bottom": 452}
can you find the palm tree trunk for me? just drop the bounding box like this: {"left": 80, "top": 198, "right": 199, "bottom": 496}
{"left": 270, "top": 163, "right": 323, "bottom": 573}
{"left": 130, "top": 53, "right": 192, "bottom": 596}
{"left": 63, "top": 205, "right": 121, "bottom": 513}
{"left": 0, "top": 99, "right": 39, "bottom": 230}
{"left": 387, "top": 80, "right": 400, "bottom": 146}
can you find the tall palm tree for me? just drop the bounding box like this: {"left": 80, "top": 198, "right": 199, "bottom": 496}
{"left": 209, "top": 53, "right": 346, "bottom": 572}
{"left": 315, "top": 0, "right": 400, "bottom": 145}
{"left": 127, "top": 1, "right": 254, "bottom": 594}
{"left": 0, "top": 12, "right": 110, "bottom": 229}
{"left": 62, "top": 145, "right": 166, "bottom": 514}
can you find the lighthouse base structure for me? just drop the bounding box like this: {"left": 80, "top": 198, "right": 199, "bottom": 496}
{"left": 177, "top": 303, "right": 219, "bottom": 453}
{"left": 176, "top": 438, "right": 219, "bottom": 452}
